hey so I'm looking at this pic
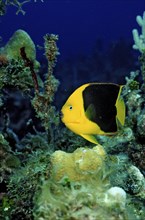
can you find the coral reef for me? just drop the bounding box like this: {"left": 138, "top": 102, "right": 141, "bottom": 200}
{"left": 51, "top": 145, "right": 106, "bottom": 181}
{"left": 0, "top": 29, "right": 40, "bottom": 83}
{"left": 32, "top": 34, "right": 60, "bottom": 133}
{"left": 1, "top": 30, "right": 36, "bottom": 62}
{"left": 0, "top": 29, "right": 61, "bottom": 219}
{"left": 4, "top": 148, "right": 51, "bottom": 219}
{"left": 132, "top": 11, "right": 145, "bottom": 53}
{"left": 33, "top": 178, "right": 142, "bottom": 220}
{"left": 0, "top": 29, "right": 40, "bottom": 92}
{"left": 0, "top": 11, "right": 145, "bottom": 220}
{"left": 0, "top": 133, "right": 20, "bottom": 183}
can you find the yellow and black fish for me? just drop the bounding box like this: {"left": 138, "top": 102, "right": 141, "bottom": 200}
{"left": 61, "top": 83, "right": 125, "bottom": 144}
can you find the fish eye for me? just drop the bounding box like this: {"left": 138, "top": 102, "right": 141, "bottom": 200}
{"left": 69, "top": 105, "right": 73, "bottom": 110}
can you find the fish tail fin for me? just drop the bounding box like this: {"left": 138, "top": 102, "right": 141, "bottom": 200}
{"left": 116, "top": 86, "right": 126, "bottom": 126}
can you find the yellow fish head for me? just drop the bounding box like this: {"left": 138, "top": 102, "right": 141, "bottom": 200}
{"left": 61, "top": 100, "right": 82, "bottom": 125}
{"left": 61, "top": 87, "right": 86, "bottom": 135}
{"left": 61, "top": 84, "right": 87, "bottom": 121}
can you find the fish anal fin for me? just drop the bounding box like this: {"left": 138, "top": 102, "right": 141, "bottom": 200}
{"left": 80, "top": 134, "right": 99, "bottom": 145}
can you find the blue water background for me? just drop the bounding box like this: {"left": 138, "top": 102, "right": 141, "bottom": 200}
{"left": 1, "top": 0, "right": 145, "bottom": 105}
{"left": 0, "top": 0, "right": 145, "bottom": 60}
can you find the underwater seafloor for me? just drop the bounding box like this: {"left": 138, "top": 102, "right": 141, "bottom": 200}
{"left": 0, "top": 1, "right": 145, "bottom": 220}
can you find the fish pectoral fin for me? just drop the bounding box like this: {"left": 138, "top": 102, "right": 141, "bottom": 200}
{"left": 85, "top": 104, "right": 96, "bottom": 121}
{"left": 80, "top": 134, "right": 99, "bottom": 145}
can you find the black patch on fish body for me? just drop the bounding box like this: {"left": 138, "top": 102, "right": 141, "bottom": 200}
{"left": 83, "top": 83, "right": 120, "bottom": 132}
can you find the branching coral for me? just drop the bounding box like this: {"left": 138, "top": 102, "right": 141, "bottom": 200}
{"left": 132, "top": 12, "right": 145, "bottom": 53}
{"left": 132, "top": 11, "right": 145, "bottom": 86}
{"left": 32, "top": 34, "right": 60, "bottom": 140}
{"left": 20, "top": 46, "right": 39, "bottom": 92}
{"left": 0, "top": 0, "right": 44, "bottom": 15}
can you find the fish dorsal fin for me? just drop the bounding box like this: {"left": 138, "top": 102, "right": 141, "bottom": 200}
{"left": 80, "top": 134, "right": 99, "bottom": 145}
{"left": 116, "top": 86, "right": 126, "bottom": 126}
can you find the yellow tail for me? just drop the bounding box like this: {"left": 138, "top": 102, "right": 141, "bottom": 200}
{"left": 116, "top": 86, "right": 126, "bottom": 126}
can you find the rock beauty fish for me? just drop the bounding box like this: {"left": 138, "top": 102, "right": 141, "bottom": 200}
{"left": 61, "top": 83, "right": 125, "bottom": 144}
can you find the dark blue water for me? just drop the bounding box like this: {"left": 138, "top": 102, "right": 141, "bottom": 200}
{"left": 1, "top": 0, "right": 145, "bottom": 60}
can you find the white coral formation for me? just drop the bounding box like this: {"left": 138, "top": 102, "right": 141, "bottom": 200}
{"left": 132, "top": 11, "right": 145, "bottom": 52}
{"left": 104, "top": 187, "right": 126, "bottom": 209}
{"left": 128, "top": 165, "right": 145, "bottom": 194}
